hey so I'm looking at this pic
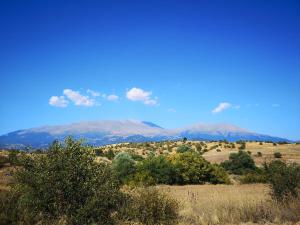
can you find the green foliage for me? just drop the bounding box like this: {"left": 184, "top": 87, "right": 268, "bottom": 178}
{"left": 5, "top": 138, "right": 125, "bottom": 225}
{"left": 112, "top": 152, "right": 136, "bottom": 183}
{"left": 238, "top": 142, "right": 246, "bottom": 150}
{"left": 256, "top": 152, "right": 263, "bottom": 157}
{"left": 176, "top": 144, "right": 192, "bottom": 153}
{"left": 134, "top": 155, "right": 178, "bottom": 185}
{"left": 169, "top": 152, "right": 230, "bottom": 184}
{"left": 264, "top": 160, "right": 300, "bottom": 201}
{"left": 239, "top": 168, "right": 268, "bottom": 184}
{"left": 221, "top": 150, "right": 256, "bottom": 175}
{"left": 0, "top": 155, "right": 8, "bottom": 168}
{"left": 8, "top": 150, "right": 20, "bottom": 166}
{"left": 274, "top": 152, "right": 282, "bottom": 158}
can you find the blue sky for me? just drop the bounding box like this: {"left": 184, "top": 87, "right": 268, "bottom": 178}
{"left": 0, "top": 0, "right": 299, "bottom": 140}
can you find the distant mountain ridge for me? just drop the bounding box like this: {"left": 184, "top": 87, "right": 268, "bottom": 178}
{"left": 0, "top": 120, "right": 290, "bottom": 149}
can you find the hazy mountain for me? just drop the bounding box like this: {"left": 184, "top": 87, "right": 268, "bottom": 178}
{"left": 0, "top": 120, "right": 290, "bottom": 149}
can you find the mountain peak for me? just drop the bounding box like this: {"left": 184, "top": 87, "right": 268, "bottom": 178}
{"left": 0, "top": 120, "right": 290, "bottom": 149}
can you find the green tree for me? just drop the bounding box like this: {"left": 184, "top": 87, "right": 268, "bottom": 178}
{"left": 112, "top": 152, "right": 136, "bottom": 183}
{"left": 264, "top": 160, "right": 300, "bottom": 201}
{"left": 176, "top": 144, "right": 192, "bottom": 153}
{"left": 169, "top": 152, "right": 230, "bottom": 184}
{"left": 8, "top": 138, "right": 125, "bottom": 225}
{"left": 134, "top": 155, "right": 178, "bottom": 185}
{"left": 221, "top": 150, "right": 256, "bottom": 175}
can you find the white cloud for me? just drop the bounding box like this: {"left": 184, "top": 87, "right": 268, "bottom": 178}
{"left": 107, "top": 94, "right": 119, "bottom": 101}
{"left": 126, "top": 87, "right": 158, "bottom": 106}
{"left": 272, "top": 103, "right": 280, "bottom": 107}
{"left": 212, "top": 102, "right": 232, "bottom": 114}
{"left": 168, "top": 108, "right": 176, "bottom": 113}
{"left": 234, "top": 105, "right": 240, "bottom": 109}
{"left": 63, "top": 89, "right": 95, "bottom": 106}
{"left": 87, "top": 89, "right": 100, "bottom": 97}
{"left": 49, "top": 96, "right": 68, "bottom": 107}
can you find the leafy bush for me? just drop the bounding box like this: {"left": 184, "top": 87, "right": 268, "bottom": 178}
{"left": 256, "top": 152, "right": 262, "bottom": 157}
{"left": 134, "top": 155, "right": 178, "bottom": 185}
{"left": 240, "top": 171, "right": 268, "bottom": 184}
{"left": 169, "top": 152, "right": 230, "bottom": 184}
{"left": 8, "top": 150, "right": 20, "bottom": 166}
{"left": 176, "top": 144, "right": 192, "bottom": 153}
{"left": 274, "top": 152, "right": 282, "bottom": 158}
{"left": 4, "top": 138, "right": 125, "bottom": 225}
{"left": 112, "top": 152, "right": 136, "bottom": 184}
{"left": 120, "top": 187, "right": 179, "bottom": 225}
{"left": 0, "top": 155, "right": 9, "bottom": 168}
{"left": 264, "top": 160, "right": 300, "bottom": 201}
{"left": 221, "top": 150, "right": 256, "bottom": 175}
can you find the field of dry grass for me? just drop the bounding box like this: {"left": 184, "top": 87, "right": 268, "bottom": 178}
{"left": 161, "top": 184, "right": 300, "bottom": 225}
{"left": 98, "top": 141, "right": 300, "bottom": 165}
{"left": 203, "top": 142, "right": 300, "bottom": 165}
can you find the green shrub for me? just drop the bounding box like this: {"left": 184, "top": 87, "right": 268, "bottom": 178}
{"left": 112, "top": 152, "right": 136, "bottom": 184}
{"left": 221, "top": 150, "right": 256, "bottom": 175}
{"left": 256, "top": 152, "right": 263, "bottom": 157}
{"left": 264, "top": 160, "right": 300, "bottom": 201}
{"left": 240, "top": 171, "right": 268, "bottom": 184}
{"left": 6, "top": 138, "right": 125, "bottom": 225}
{"left": 0, "top": 155, "right": 8, "bottom": 168}
{"left": 120, "top": 187, "right": 179, "bottom": 225}
{"left": 134, "top": 155, "right": 178, "bottom": 185}
{"left": 274, "top": 152, "right": 282, "bottom": 158}
{"left": 8, "top": 150, "right": 20, "bottom": 166}
{"left": 169, "top": 152, "right": 230, "bottom": 184}
{"left": 176, "top": 144, "right": 192, "bottom": 153}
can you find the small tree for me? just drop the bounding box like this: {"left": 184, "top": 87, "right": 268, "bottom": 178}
{"left": 112, "top": 152, "right": 136, "bottom": 183}
{"left": 134, "top": 155, "right": 178, "bottom": 185}
{"left": 264, "top": 160, "right": 300, "bottom": 201}
{"left": 274, "top": 152, "right": 282, "bottom": 158}
{"left": 176, "top": 145, "right": 192, "bottom": 153}
{"left": 221, "top": 150, "right": 256, "bottom": 175}
{"left": 11, "top": 138, "right": 125, "bottom": 225}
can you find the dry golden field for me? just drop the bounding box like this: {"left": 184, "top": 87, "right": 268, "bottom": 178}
{"left": 98, "top": 141, "right": 300, "bottom": 165}
{"left": 161, "top": 184, "right": 300, "bottom": 225}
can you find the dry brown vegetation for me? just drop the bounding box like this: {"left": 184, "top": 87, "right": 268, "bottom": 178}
{"left": 161, "top": 184, "right": 300, "bottom": 225}
{"left": 96, "top": 141, "right": 300, "bottom": 165}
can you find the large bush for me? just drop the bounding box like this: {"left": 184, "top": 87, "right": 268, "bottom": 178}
{"left": 134, "top": 155, "right": 178, "bottom": 185}
{"left": 221, "top": 150, "right": 256, "bottom": 175}
{"left": 169, "top": 152, "right": 230, "bottom": 184}
{"left": 264, "top": 160, "right": 300, "bottom": 201}
{"left": 112, "top": 152, "right": 136, "bottom": 183}
{"left": 2, "top": 138, "right": 125, "bottom": 225}
{"left": 176, "top": 144, "right": 192, "bottom": 153}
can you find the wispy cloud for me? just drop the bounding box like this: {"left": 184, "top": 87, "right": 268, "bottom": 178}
{"left": 272, "top": 103, "right": 280, "bottom": 107}
{"left": 49, "top": 96, "right": 69, "bottom": 107}
{"left": 212, "top": 102, "right": 232, "bottom": 114}
{"left": 168, "top": 108, "right": 176, "bottom": 113}
{"left": 107, "top": 94, "right": 119, "bottom": 101}
{"left": 126, "top": 87, "right": 158, "bottom": 106}
{"left": 87, "top": 89, "right": 100, "bottom": 97}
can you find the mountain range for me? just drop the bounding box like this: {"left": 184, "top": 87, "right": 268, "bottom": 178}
{"left": 0, "top": 120, "right": 290, "bottom": 149}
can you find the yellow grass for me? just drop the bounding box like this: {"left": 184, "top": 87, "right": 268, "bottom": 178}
{"left": 160, "top": 184, "right": 300, "bottom": 225}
